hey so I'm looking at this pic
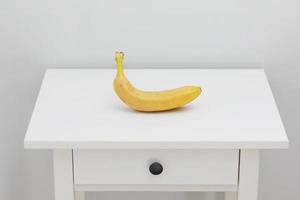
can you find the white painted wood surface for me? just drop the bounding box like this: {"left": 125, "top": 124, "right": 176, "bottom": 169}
{"left": 75, "top": 192, "right": 85, "bottom": 200}
{"left": 74, "top": 184, "right": 238, "bottom": 192}
{"left": 73, "top": 149, "right": 239, "bottom": 185}
{"left": 238, "top": 150, "right": 260, "bottom": 200}
{"left": 53, "top": 150, "right": 74, "bottom": 200}
{"left": 24, "top": 69, "right": 288, "bottom": 149}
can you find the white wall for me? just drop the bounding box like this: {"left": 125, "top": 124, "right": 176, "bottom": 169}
{"left": 0, "top": 0, "right": 299, "bottom": 200}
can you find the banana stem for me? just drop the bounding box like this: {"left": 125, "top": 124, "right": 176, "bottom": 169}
{"left": 115, "top": 52, "right": 124, "bottom": 76}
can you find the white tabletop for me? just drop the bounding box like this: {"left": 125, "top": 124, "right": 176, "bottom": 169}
{"left": 24, "top": 69, "right": 288, "bottom": 149}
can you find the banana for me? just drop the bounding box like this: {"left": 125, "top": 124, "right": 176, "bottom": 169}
{"left": 113, "top": 52, "right": 202, "bottom": 112}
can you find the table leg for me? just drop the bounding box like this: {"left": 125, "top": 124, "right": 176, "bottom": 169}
{"left": 225, "top": 192, "right": 237, "bottom": 200}
{"left": 53, "top": 150, "right": 74, "bottom": 200}
{"left": 238, "top": 150, "right": 260, "bottom": 200}
{"left": 75, "top": 192, "right": 85, "bottom": 200}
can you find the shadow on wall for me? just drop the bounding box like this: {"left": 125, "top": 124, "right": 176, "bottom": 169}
{"left": 87, "top": 192, "right": 224, "bottom": 200}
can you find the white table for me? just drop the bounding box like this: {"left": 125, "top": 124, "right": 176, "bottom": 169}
{"left": 24, "top": 69, "right": 288, "bottom": 200}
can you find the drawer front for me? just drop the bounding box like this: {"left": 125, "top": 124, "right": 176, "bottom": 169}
{"left": 73, "top": 150, "right": 239, "bottom": 185}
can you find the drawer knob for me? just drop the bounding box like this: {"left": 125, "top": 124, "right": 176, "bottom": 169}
{"left": 149, "top": 162, "right": 163, "bottom": 175}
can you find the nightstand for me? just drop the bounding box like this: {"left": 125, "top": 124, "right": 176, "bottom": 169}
{"left": 24, "top": 69, "right": 288, "bottom": 200}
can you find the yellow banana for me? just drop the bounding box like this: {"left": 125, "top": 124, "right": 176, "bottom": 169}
{"left": 113, "top": 52, "right": 202, "bottom": 112}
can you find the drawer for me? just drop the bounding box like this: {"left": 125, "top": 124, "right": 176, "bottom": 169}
{"left": 73, "top": 150, "right": 239, "bottom": 186}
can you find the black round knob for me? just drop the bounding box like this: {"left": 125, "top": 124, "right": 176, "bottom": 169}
{"left": 149, "top": 162, "right": 163, "bottom": 175}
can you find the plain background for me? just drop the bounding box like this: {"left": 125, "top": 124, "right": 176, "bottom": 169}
{"left": 0, "top": 0, "right": 299, "bottom": 200}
